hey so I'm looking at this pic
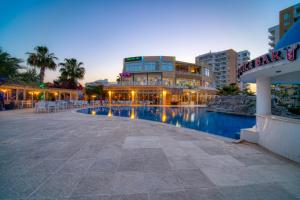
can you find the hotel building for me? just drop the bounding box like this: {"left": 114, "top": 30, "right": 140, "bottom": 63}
{"left": 196, "top": 49, "right": 250, "bottom": 88}
{"left": 104, "top": 56, "right": 216, "bottom": 105}
{"left": 268, "top": 3, "right": 300, "bottom": 49}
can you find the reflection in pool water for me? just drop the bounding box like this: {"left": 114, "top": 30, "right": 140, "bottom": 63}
{"left": 78, "top": 106, "right": 256, "bottom": 139}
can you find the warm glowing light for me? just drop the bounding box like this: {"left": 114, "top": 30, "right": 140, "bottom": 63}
{"left": 0, "top": 89, "right": 7, "bottom": 93}
{"left": 131, "top": 91, "right": 135, "bottom": 103}
{"left": 91, "top": 95, "right": 96, "bottom": 98}
{"left": 163, "top": 90, "right": 167, "bottom": 96}
{"left": 162, "top": 113, "right": 167, "bottom": 123}
{"left": 171, "top": 111, "right": 176, "bottom": 118}
{"left": 54, "top": 92, "right": 58, "bottom": 96}
{"left": 91, "top": 110, "right": 96, "bottom": 115}
{"left": 130, "top": 108, "right": 135, "bottom": 119}
{"left": 34, "top": 91, "right": 40, "bottom": 95}
{"left": 108, "top": 91, "right": 112, "bottom": 96}
{"left": 249, "top": 83, "right": 256, "bottom": 94}
{"left": 108, "top": 109, "right": 112, "bottom": 117}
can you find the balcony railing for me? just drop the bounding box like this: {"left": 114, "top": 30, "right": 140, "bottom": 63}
{"left": 175, "top": 71, "right": 203, "bottom": 76}
{"left": 107, "top": 81, "right": 216, "bottom": 90}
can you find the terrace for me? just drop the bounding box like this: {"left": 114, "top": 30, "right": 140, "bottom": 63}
{"left": 0, "top": 109, "right": 299, "bottom": 199}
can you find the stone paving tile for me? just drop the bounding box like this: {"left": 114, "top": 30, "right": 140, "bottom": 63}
{"left": 111, "top": 172, "right": 147, "bottom": 195}
{"left": 143, "top": 148, "right": 172, "bottom": 172}
{"left": 118, "top": 156, "right": 144, "bottom": 172}
{"left": 144, "top": 172, "right": 184, "bottom": 193}
{"left": 0, "top": 172, "right": 50, "bottom": 199}
{"left": 89, "top": 158, "right": 119, "bottom": 172}
{"left": 110, "top": 193, "right": 149, "bottom": 200}
{"left": 1, "top": 110, "right": 300, "bottom": 199}
{"left": 149, "top": 191, "right": 188, "bottom": 200}
{"left": 201, "top": 165, "right": 268, "bottom": 187}
{"left": 58, "top": 158, "right": 95, "bottom": 174}
{"left": 249, "top": 164, "right": 300, "bottom": 182}
{"left": 185, "top": 187, "right": 225, "bottom": 200}
{"left": 68, "top": 194, "right": 111, "bottom": 200}
{"left": 28, "top": 173, "right": 81, "bottom": 199}
{"left": 30, "top": 159, "right": 67, "bottom": 174}
{"left": 117, "top": 149, "right": 145, "bottom": 172}
{"left": 123, "top": 136, "right": 161, "bottom": 149}
{"left": 167, "top": 156, "right": 199, "bottom": 170}
{"left": 277, "top": 180, "right": 300, "bottom": 199}
{"left": 175, "top": 169, "right": 215, "bottom": 189}
{"left": 219, "top": 183, "right": 298, "bottom": 200}
{"left": 192, "top": 155, "right": 245, "bottom": 170}
{"left": 1, "top": 156, "right": 45, "bottom": 176}
{"left": 96, "top": 146, "right": 122, "bottom": 160}
{"left": 232, "top": 152, "right": 288, "bottom": 166}
{"left": 71, "top": 172, "right": 114, "bottom": 196}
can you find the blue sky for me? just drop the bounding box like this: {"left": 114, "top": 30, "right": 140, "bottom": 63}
{"left": 0, "top": 0, "right": 299, "bottom": 83}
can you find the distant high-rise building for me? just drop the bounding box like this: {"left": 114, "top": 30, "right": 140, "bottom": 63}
{"left": 196, "top": 49, "right": 250, "bottom": 89}
{"left": 268, "top": 3, "right": 300, "bottom": 49}
{"left": 268, "top": 25, "right": 280, "bottom": 50}
{"left": 279, "top": 3, "right": 300, "bottom": 38}
{"left": 237, "top": 50, "right": 250, "bottom": 69}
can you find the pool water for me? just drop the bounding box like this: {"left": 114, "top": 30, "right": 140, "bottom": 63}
{"left": 78, "top": 106, "right": 256, "bottom": 139}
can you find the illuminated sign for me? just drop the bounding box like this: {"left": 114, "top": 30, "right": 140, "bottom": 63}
{"left": 39, "top": 83, "right": 46, "bottom": 89}
{"left": 119, "top": 72, "right": 131, "bottom": 78}
{"left": 125, "top": 57, "right": 142, "bottom": 62}
{"left": 238, "top": 44, "right": 298, "bottom": 77}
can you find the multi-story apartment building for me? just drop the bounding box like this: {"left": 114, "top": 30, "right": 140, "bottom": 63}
{"left": 268, "top": 25, "right": 280, "bottom": 50}
{"left": 237, "top": 50, "right": 251, "bottom": 68}
{"left": 196, "top": 49, "right": 249, "bottom": 89}
{"left": 104, "top": 56, "right": 216, "bottom": 105}
{"left": 268, "top": 3, "right": 300, "bottom": 49}
{"left": 279, "top": 3, "right": 300, "bottom": 37}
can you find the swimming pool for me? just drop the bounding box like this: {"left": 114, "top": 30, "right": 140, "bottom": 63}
{"left": 78, "top": 106, "right": 256, "bottom": 139}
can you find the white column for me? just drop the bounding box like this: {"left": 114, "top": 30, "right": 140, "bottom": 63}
{"left": 256, "top": 76, "right": 271, "bottom": 115}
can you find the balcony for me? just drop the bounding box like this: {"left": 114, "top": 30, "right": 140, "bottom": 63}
{"left": 268, "top": 35, "right": 275, "bottom": 40}
{"left": 107, "top": 81, "right": 216, "bottom": 90}
{"left": 268, "top": 41, "right": 275, "bottom": 47}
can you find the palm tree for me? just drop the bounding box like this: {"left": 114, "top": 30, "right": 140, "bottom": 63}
{"left": 27, "top": 46, "right": 57, "bottom": 83}
{"left": 0, "top": 49, "right": 23, "bottom": 80}
{"left": 59, "top": 58, "right": 85, "bottom": 89}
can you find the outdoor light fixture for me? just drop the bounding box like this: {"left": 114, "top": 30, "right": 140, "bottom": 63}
{"left": 108, "top": 109, "right": 112, "bottom": 117}
{"left": 91, "top": 110, "right": 96, "bottom": 115}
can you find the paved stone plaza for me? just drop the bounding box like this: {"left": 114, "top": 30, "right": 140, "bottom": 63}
{"left": 0, "top": 109, "right": 300, "bottom": 200}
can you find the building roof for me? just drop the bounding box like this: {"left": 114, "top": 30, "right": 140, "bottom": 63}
{"left": 275, "top": 20, "right": 300, "bottom": 50}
